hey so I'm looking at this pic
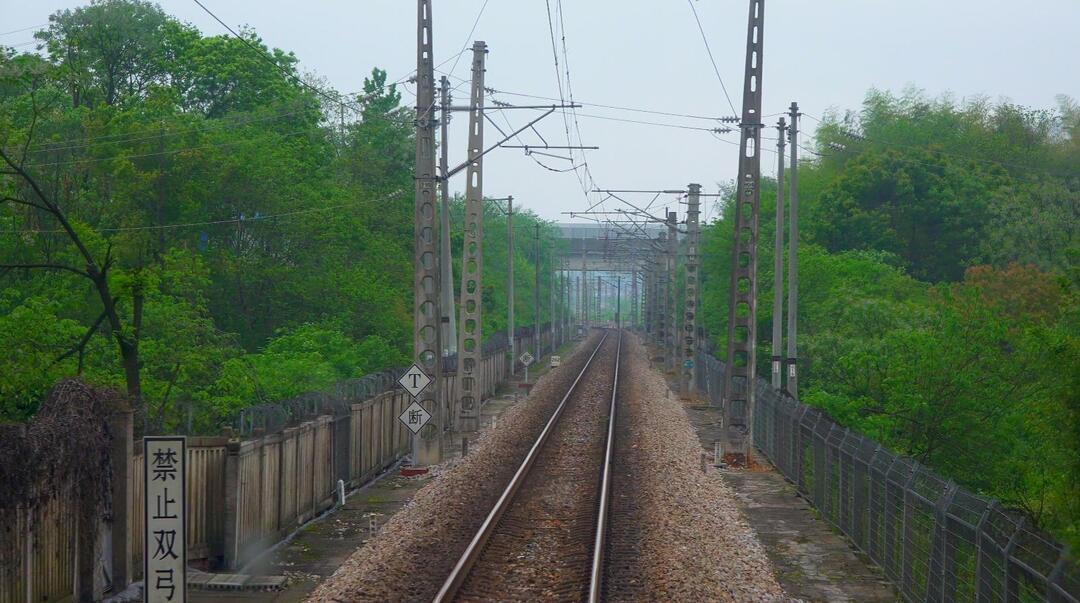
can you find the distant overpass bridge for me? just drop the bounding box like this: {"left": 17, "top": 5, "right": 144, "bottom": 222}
{"left": 554, "top": 223, "right": 668, "bottom": 272}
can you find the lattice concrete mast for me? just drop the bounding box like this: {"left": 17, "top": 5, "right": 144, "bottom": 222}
{"left": 666, "top": 211, "right": 678, "bottom": 372}
{"left": 681, "top": 184, "right": 701, "bottom": 398}
{"left": 439, "top": 75, "right": 457, "bottom": 357}
{"left": 412, "top": 0, "right": 442, "bottom": 464}
{"left": 456, "top": 41, "right": 487, "bottom": 433}
{"left": 721, "top": 0, "right": 765, "bottom": 464}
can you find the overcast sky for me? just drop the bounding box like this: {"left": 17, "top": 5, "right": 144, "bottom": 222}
{"left": 3, "top": 0, "right": 1078, "bottom": 223}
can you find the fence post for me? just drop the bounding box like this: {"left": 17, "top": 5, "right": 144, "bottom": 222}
{"left": 1047, "top": 547, "right": 1072, "bottom": 602}
{"left": 975, "top": 501, "right": 998, "bottom": 601}
{"left": 882, "top": 454, "right": 900, "bottom": 582}
{"left": 900, "top": 465, "right": 919, "bottom": 599}
{"left": 277, "top": 432, "right": 286, "bottom": 535}
{"left": 928, "top": 482, "right": 958, "bottom": 601}
{"left": 334, "top": 412, "right": 351, "bottom": 490}
{"left": 255, "top": 434, "right": 265, "bottom": 544}
{"left": 222, "top": 438, "right": 241, "bottom": 570}
{"left": 23, "top": 509, "right": 32, "bottom": 603}
{"left": 853, "top": 439, "right": 876, "bottom": 553}
{"left": 813, "top": 417, "right": 828, "bottom": 507}
{"left": 108, "top": 406, "right": 134, "bottom": 591}
{"left": 1003, "top": 515, "right": 1026, "bottom": 603}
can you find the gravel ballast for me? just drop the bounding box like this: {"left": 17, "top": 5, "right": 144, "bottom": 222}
{"left": 308, "top": 330, "right": 792, "bottom": 601}
{"left": 454, "top": 334, "right": 619, "bottom": 601}
{"left": 307, "top": 333, "right": 603, "bottom": 602}
{"left": 605, "top": 332, "right": 791, "bottom": 602}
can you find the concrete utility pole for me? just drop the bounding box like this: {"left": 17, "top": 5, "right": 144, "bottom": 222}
{"left": 655, "top": 232, "right": 666, "bottom": 351}
{"left": 506, "top": 196, "right": 515, "bottom": 376}
{"left": 568, "top": 266, "right": 573, "bottom": 335}
{"left": 666, "top": 211, "right": 678, "bottom": 373}
{"left": 575, "top": 273, "right": 581, "bottom": 333}
{"left": 771, "top": 118, "right": 786, "bottom": 389}
{"left": 616, "top": 275, "right": 622, "bottom": 328}
{"left": 550, "top": 265, "right": 556, "bottom": 349}
{"left": 721, "top": 0, "right": 765, "bottom": 465}
{"left": 581, "top": 251, "right": 588, "bottom": 329}
{"left": 535, "top": 223, "right": 541, "bottom": 360}
{"left": 786, "top": 102, "right": 800, "bottom": 398}
{"left": 645, "top": 267, "right": 654, "bottom": 338}
{"left": 439, "top": 75, "right": 457, "bottom": 357}
{"left": 596, "top": 275, "right": 602, "bottom": 324}
{"left": 456, "top": 41, "right": 487, "bottom": 432}
{"left": 412, "top": 0, "right": 442, "bottom": 464}
{"left": 681, "top": 185, "right": 701, "bottom": 398}
{"left": 630, "top": 269, "right": 638, "bottom": 329}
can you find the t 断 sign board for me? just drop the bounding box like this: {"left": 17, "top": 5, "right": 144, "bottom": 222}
{"left": 144, "top": 436, "right": 186, "bottom": 602}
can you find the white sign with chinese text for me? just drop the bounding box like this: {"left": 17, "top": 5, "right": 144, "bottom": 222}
{"left": 398, "top": 401, "right": 432, "bottom": 434}
{"left": 398, "top": 363, "right": 432, "bottom": 399}
{"left": 145, "top": 436, "right": 186, "bottom": 603}
{"left": 519, "top": 351, "right": 534, "bottom": 367}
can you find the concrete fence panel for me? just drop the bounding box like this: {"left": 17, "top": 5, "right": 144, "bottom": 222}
{"left": 2, "top": 327, "right": 551, "bottom": 593}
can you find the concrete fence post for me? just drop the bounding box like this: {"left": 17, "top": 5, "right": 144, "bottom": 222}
{"left": 222, "top": 438, "right": 241, "bottom": 570}
{"left": 108, "top": 406, "right": 133, "bottom": 591}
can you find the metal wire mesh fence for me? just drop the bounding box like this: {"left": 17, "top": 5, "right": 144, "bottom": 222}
{"left": 694, "top": 351, "right": 1079, "bottom": 603}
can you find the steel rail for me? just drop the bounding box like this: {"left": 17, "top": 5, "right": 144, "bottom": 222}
{"left": 588, "top": 329, "right": 621, "bottom": 602}
{"left": 432, "top": 330, "right": 614, "bottom": 603}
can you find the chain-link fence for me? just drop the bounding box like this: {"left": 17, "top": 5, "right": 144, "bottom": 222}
{"left": 694, "top": 351, "right": 1079, "bottom": 602}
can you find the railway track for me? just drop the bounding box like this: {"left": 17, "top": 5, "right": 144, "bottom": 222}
{"left": 433, "top": 329, "right": 623, "bottom": 602}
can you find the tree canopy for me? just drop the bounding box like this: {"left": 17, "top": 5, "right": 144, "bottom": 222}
{"left": 702, "top": 89, "right": 1079, "bottom": 550}
{"left": 0, "top": 2, "right": 559, "bottom": 434}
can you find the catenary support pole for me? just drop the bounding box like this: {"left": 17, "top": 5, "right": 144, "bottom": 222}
{"left": 771, "top": 118, "right": 786, "bottom": 389}
{"left": 455, "top": 41, "right": 487, "bottom": 432}
{"left": 721, "top": 0, "right": 765, "bottom": 465}
{"left": 786, "top": 102, "right": 800, "bottom": 398}
{"left": 652, "top": 232, "right": 660, "bottom": 352}
{"left": 563, "top": 266, "right": 570, "bottom": 340}
{"left": 681, "top": 184, "right": 701, "bottom": 398}
{"left": 596, "top": 275, "right": 602, "bottom": 325}
{"left": 507, "top": 196, "right": 515, "bottom": 376}
{"left": 616, "top": 275, "right": 622, "bottom": 328}
{"left": 535, "top": 223, "right": 541, "bottom": 361}
{"left": 581, "top": 251, "right": 588, "bottom": 329}
{"left": 439, "top": 75, "right": 457, "bottom": 357}
{"left": 412, "top": 0, "right": 442, "bottom": 464}
{"left": 666, "top": 211, "right": 679, "bottom": 373}
{"left": 550, "top": 264, "right": 556, "bottom": 351}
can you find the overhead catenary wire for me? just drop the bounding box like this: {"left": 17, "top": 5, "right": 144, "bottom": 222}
{"left": 486, "top": 87, "right": 728, "bottom": 121}
{"left": 685, "top": 0, "right": 739, "bottom": 118}
{"left": 0, "top": 24, "right": 48, "bottom": 37}
{"left": 23, "top": 104, "right": 315, "bottom": 153}
{"left": 557, "top": 0, "right": 598, "bottom": 195}
{"left": 447, "top": 0, "right": 492, "bottom": 78}
{"left": 190, "top": 0, "right": 357, "bottom": 112}
{"left": 21, "top": 129, "right": 312, "bottom": 168}
{"left": 190, "top": 0, "right": 415, "bottom": 116}
{"left": 8, "top": 190, "right": 404, "bottom": 235}
{"left": 567, "top": 110, "right": 729, "bottom": 132}
{"left": 543, "top": 0, "right": 585, "bottom": 195}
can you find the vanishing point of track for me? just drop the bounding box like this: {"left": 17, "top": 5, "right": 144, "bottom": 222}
{"left": 433, "top": 329, "right": 623, "bottom": 602}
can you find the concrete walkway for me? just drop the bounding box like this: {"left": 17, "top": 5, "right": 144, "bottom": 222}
{"left": 682, "top": 400, "right": 899, "bottom": 603}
